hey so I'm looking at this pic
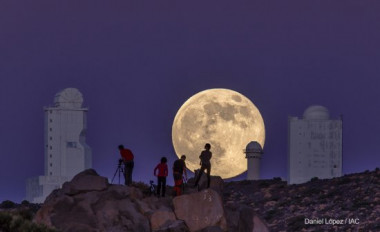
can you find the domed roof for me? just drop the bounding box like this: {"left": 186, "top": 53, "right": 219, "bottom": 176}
{"left": 245, "top": 141, "right": 263, "bottom": 153}
{"left": 303, "top": 105, "right": 330, "bottom": 120}
{"left": 54, "top": 88, "right": 83, "bottom": 109}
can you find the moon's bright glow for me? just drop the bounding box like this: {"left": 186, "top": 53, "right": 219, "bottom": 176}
{"left": 172, "top": 88, "right": 265, "bottom": 179}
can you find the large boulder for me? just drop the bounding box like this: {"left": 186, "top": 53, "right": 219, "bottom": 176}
{"left": 173, "top": 189, "right": 227, "bottom": 232}
{"left": 135, "top": 195, "right": 173, "bottom": 217}
{"left": 35, "top": 169, "right": 150, "bottom": 232}
{"left": 134, "top": 196, "right": 189, "bottom": 231}
{"left": 150, "top": 210, "right": 177, "bottom": 231}
{"left": 61, "top": 169, "right": 108, "bottom": 195}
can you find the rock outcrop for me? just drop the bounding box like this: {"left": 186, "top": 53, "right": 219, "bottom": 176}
{"left": 61, "top": 169, "right": 108, "bottom": 195}
{"left": 173, "top": 189, "right": 227, "bottom": 232}
{"left": 150, "top": 210, "right": 177, "bottom": 231}
{"left": 35, "top": 169, "right": 150, "bottom": 232}
{"left": 34, "top": 169, "right": 234, "bottom": 232}
{"left": 16, "top": 168, "right": 379, "bottom": 231}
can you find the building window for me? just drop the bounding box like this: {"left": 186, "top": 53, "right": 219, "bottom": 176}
{"left": 50, "top": 110, "right": 52, "bottom": 114}
{"left": 49, "top": 119, "right": 53, "bottom": 123}
{"left": 50, "top": 146, "right": 52, "bottom": 150}
{"left": 50, "top": 136, "right": 52, "bottom": 140}
{"left": 49, "top": 128, "right": 52, "bottom": 132}
{"left": 67, "top": 142, "right": 77, "bottom": 148}
{"left": 50, "top": 163, "right": 52, "bottom": 167}
{"left": 50, "top": 154, "right": 52, "bottom": 158}
{"left": 50, "top": 172, "right": 52, "bottom": 176}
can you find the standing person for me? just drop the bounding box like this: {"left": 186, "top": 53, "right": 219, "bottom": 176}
{"left": 118, "top": 144, "right": 134, "bottom": 186}
{"left": 172, "top": 155, "right": 188, "bottom": 196}
{"left": 194, "top": 143, "right": 212, "bottom": 188}
{"left": 154, "top": 157, "right": 168, "bottom": 197}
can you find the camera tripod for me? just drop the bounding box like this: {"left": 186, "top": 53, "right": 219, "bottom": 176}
{"left": 149, "top": 180, "right": 157, "bottom": 196}
{"left": 111, "top": 160, "right": 124, "bottom": 184}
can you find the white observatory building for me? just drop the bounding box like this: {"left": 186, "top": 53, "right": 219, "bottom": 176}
{"left": 288, "top": 105, "right": 342, "bottom": 184}
{"left": 26, "top": 88, "right": 92, "bottom": 203}
{"left": 244, "top": 141, "right": 264, "bottom": 180}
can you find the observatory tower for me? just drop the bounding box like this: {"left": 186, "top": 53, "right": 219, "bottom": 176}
{"left": 288, "top": 105, "right": 342, "bottom": 184}
{"left": 26, "top": 88, "right": 92, "bottom": 203}
{"left": 244, "top": 141, "right": 263, "bottom": 180}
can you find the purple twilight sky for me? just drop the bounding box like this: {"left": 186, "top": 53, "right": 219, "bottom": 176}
{"left": 1, "top": 1, "right": 380, "bottom": 202}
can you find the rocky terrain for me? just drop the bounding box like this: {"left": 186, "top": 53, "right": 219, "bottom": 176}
{"left": 224, "top": 169, "right": 380, "bottom": 231}
{"left": 30, "top": 169, "right": 267, "bottom": 232}
{"left": 1, "top": 168, "right": 379, "bottom": 232}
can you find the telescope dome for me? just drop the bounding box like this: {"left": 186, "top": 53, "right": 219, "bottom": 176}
{"left": 303, "top": 105, "right": 330, "bottom": 120}
{"left": 245, "top": 141, "right": 263, "bottom": 153}
{"left": 54, "top": 88, "right": 83, "bottom": 109}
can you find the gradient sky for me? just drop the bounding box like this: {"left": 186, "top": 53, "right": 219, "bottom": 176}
{"left": 1, "top": 1, "right": 380, "bottom": 202}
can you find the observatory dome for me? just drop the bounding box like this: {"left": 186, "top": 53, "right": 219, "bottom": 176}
{"left": 54, "top": 88, "right": 83, "bottom": 109}
{"left": 303, "top": 105, "right": 330, "bottom": 120}
{"left": 245, "top": 141, "right": 263, "bottom": 153}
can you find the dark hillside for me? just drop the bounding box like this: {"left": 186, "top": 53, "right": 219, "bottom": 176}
{"left": 223, "top": 169, "right": 379, "bottom": 231}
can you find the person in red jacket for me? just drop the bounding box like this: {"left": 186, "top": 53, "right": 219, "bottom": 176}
{"left": 118, "top": 144, "right": 134, "bottom": 186}
{"left": 154, "top": 157, "right": 168, "bottom": 197}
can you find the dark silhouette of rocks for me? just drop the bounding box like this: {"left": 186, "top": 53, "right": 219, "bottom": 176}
{"left": 33, "top": 169, "right": 269, "bottom": 231}
{"left": 35, "top": 169, "right": 150, "bottom": 231}
{"left": 5, "top": 168, "right": 377, "bottom": 231}
{"left": 173, "top": 189, "right": 227, "bottom": 231}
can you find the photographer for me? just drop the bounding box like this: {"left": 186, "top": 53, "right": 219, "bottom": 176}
{"left": 118, "top": 144, "right": 134, "bottom": 186}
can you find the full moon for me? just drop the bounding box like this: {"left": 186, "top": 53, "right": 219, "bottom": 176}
{"left": 172, "top": 88, "right": 265, "bottom": 179}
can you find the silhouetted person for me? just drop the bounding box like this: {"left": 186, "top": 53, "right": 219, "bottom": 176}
{"left": 173, "top": 155, "right": 188, "bottom": 196}
{"left": 118, "top": 145, "right": 134, "bottom": 186}
{"left": 194, "top": 143, "right": 212, "bottom": 188}
{"left": 154, "top": 157, "right": 168, "bottom": 197}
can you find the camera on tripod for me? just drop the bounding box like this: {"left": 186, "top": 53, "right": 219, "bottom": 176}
{"left": 112, "top": 159, "right": 125, "bottom": 184}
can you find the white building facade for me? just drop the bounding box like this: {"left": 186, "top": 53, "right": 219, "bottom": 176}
{"left": 288, "top": 105, "right": 342, "bottom": 184}
{"left": 26, "top": 88, "right": 91, "bottom": 203}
